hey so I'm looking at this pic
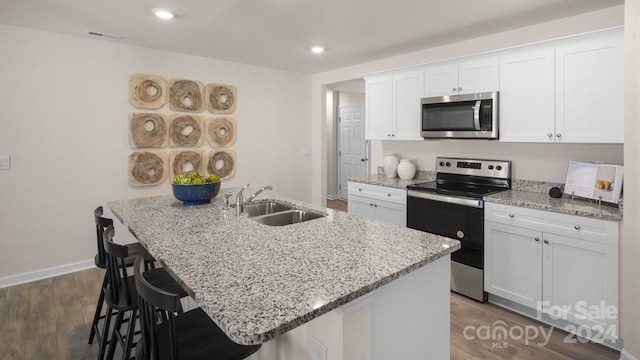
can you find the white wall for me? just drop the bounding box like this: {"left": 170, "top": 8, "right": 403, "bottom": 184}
{"left": 338, "top": 91, "right": 365, "bottom": 107}
{"left": 0, "top": 24, "right": 311, "bottom": 278}
{"left": 621, "top": 1, "right": 640, "bottom": 358}
{"left": 311, "top": 5, "right": 624, "bottom": 205}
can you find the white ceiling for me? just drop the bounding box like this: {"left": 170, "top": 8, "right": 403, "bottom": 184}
{"left": 0, "top": 0, "right": 622, "bottom": 74}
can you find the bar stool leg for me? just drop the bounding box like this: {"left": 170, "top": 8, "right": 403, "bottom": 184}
{"left": 89, "top": 274, "right": 108, "bottom": 344}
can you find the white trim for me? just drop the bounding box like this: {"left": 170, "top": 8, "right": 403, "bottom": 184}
{"left": 327, "top": 194, "right": 340, "bottom": 200}
{"left": 621, "top": 350, "right": 639, "bottom": 360}
{"left": 0, "top": 259, "right": 95, "bottom": 288}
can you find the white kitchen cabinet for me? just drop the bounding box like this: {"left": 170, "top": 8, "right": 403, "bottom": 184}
{"left": 348, "top": 182, "right": 406, "bottom": 227}
{"left": 500, "top": 31, "right": 623, "bottom": 143}
{"left": 365, "top": 75, "right": 393, "bottom": 140}
{"left": 499, "top": 49, "right": 556, "bottom": 142}
{"left": 424, "top": 58, "right": 499, "bottom": 97}
{"left": 484, "top": 202, "right": 619, "bottom": 340}
{"left": 365, "top": 71, "right": 423, "bottom": 141}
{"left": 555, "top": 36, "right": 623, "bottom": 143}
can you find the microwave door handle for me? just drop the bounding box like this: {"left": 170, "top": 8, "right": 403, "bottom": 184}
{"left": 473, "top": 100, "right": 481, "bottom": 130}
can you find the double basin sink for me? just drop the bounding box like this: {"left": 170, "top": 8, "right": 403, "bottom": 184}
{"left": 244, "top": 201, "right": 325, "bottom": 226}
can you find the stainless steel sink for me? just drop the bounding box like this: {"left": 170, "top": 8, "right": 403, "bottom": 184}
{"left": 244, "top": 201, "right": 293, "bottom": 217}
{"left": 251, "top": 210, "right": 325, "bottom": 226}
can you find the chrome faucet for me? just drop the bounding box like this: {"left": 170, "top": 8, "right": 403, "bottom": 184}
{"left": 235, "top": 183, "right": 251, "bottom": 215}
{"left": 245, "top": 186, "right": 273, "bottom": 206}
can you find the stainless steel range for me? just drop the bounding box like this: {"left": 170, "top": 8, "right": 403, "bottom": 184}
{"left": 406, "top": 157, "right": 512, "bottom": 302}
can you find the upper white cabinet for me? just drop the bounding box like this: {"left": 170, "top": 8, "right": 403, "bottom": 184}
{"left": 499, "top": 49, "right": 556, "bottom": 142}
{"left": 424, "top": 58, "right": 499, "bottom": 97}
{"left": 500, "top": 30, "right": 623, "bottom": 143}
{"left": 555, "top": 36, "right": 623, "bottom": 143}
{"left": 365, "top": 70, "right": 423, "bottom": 141}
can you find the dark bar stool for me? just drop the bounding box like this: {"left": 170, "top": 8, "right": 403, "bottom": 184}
{"left": 133, "top": 256, "right": 262, "bottom": 360}
{"left": 89, "top": 206, "right": 156, "bottom": 345}
{"left": 100, "top": 225, "right": 189, "bottom": 360}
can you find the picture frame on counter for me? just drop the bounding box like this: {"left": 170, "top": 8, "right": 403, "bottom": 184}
{"left": 564, "top": 161, "right": 623, "bottom": 204}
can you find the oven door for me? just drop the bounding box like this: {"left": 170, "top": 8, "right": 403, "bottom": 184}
{"left": 406, "top": 191, "right": 484, "bottom": 269}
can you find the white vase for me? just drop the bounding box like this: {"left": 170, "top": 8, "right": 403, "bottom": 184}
{"left": 383, "top": 155, "right": 400, "bottom": 178}
{"left": 397, "top": 159, "right": 416, "bottom": 180}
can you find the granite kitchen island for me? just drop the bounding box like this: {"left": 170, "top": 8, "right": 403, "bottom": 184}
{"left": 108, "top": 188, "right": 459, "bottom": 360}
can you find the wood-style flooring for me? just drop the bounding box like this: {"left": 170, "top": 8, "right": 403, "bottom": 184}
{"left": 327, "top": 199, "right": 348, "bottom": 213}
{"left": 0, "top": 269, "right": 620, "bottom": 359}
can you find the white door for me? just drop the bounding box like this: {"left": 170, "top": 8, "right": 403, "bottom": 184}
{"left": 365, "top": 76, "right": 393, "bottom": 139}
{"left": 555, "top": 37, "right": 623, "bottom": 143}
{"left": 374, "top": 200, "right": 407, "bottom": 227}
{"left": 499, "top": 49, "right": 556, "bottom": 142}
{"left": 339, "top": 105, "right": 367, "bottom": 199}
{"left": 424, "top": 63, "right": 459, "bottom": 97}
{"left": 347, "top": 195, "right": 376, "bottom": 220}
{"left": 393, "top": 71, "right": 424, "bottom": 140}
{"left": 457, "top": 57, "right": 499, "bottom": 95}
{"left": 484, "top": 222, "right": 543, "bottom": 309}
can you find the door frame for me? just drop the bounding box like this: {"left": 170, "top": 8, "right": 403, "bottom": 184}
{"left": 337, "top": 103, "right": 369, "bottom": 200}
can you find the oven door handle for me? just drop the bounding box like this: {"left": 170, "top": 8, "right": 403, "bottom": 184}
{"left": 408, "top": 190, "right": 484, "bottom": 208}
{"left": 473, "top": 100, "right": 481, "bottom": 131}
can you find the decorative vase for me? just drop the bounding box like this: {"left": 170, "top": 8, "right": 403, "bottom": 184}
{"left": 397, "top": 159, "right": 416, "bottom": 180}
{"left": 383, "top": 155, "right": 400, "bottom": 178}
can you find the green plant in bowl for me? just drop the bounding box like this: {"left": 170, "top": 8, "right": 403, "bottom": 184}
{"left": 171, "top": 173, "right": 221, "bottom": 205}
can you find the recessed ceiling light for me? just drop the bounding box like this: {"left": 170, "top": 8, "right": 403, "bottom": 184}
{"left": 153, "top": 8, "right": 175, "bottom": 20}
{"left": 311, "top": 46, "right": 325, "bottom": 54}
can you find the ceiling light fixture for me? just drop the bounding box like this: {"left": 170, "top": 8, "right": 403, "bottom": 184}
{"left": 153, "top": 8, "right": 175, "bottom": 20}
{"left": 311, "top": 46, "right": 325, "bottom": 54}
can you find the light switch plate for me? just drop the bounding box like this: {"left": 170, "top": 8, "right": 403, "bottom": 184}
{"left": 0, "top": 155, "right": 9, "bottom": 170}
{"left": 303, "top": 147, "right": 310, "bottom": 156}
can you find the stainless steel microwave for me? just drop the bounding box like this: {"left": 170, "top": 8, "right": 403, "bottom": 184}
{"left": 421, "top": 91, "right": 499, "bottom": 139}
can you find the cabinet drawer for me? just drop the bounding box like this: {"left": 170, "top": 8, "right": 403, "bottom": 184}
{"left": 348, "top": 182, "right": 406, "bottom": 205}
{"left": 485, "top": 202, "right": 618, "bottom": 246}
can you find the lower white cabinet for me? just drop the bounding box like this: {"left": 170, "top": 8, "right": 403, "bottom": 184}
{"left": 348, "top": 182, "right": 406, "bottom": 227}
{"left": 484, "top": 203, "right": 619, "bottom": 342}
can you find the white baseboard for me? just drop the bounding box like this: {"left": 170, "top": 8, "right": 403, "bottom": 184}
{"left": 621, "top": 349, "right": 639, "bottom": 360}
{"left": 327, "top": 195, "right": 341, "bottom": 200}
{"left": 0, "top": 259, "right": 95, "bottom": 288}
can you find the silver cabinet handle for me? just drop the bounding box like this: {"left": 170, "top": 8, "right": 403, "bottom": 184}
{"left": 374, "top": 204, "right": 378, "bottom": 208}
{"left": 543, "top": 239, "right": 550, "bottom": 244}
{"left": 387, "top": 134, "right": 392, "bottom": 137}
{"left": 458, "top": 87, "right": 463, "bottom": 92}
{"left": 360, "top": 158, "right": 366, "bottom": 162}
{"left": 508, "top": 214, "right": 514, "bottom": 218}
{"left": 556, "top": 133, "right": 562, "bottom": 138}
{"left": 547, "top": 133, "right": 553, "bottom": 138}
{"left": 574, "top": 225, "right": 581, "bottom": 230}
{"left": 358, "top": 188, "right": 362, "bottom": 192}
{"left": 534, "top": 237, "right": 540, "bottom": 242}
{"left": 387, "top": 194, "right": 391, "bottom": 197}
{"left": 369, "top": 203, "right": 373, "bottom": 207}
{"left": 452, "top": 87, "right": 457, "bottom": 92}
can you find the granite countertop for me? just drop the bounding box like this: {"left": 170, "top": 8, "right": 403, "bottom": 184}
{"left": 347, "top": 175, "right": 428, "bottom": 189}
{"left": 108, "top": 188, "right": 460, "bottom": 345}
{"left": 484, "top": 190, "right": 623, "bottom": 222}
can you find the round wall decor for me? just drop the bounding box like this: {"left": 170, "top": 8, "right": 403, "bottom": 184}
{"left": 206, "top": 83, "right": 237, "bottom": 114}
{"left": 170, "top": 150, "right": 203, "bottom": 179}
{"left": 206, "top": 117, "right": 236, "bottom": 147}
{"left": 206, "top": 149, "right": 236, "bottom": 179}
{"left": 169, "top": 115, "right": 203, "bottom": 147}
{"left": 129, "top": 113, "right": 168, "bottom": 148}
{"left": 128, "top": 151, "right": 168, "bottom": 186}
{"left": 169, "top": 79, "right": 204, "bottom": 112}
{"left": 129, "top": 74, "right": 167, "bottom": 109}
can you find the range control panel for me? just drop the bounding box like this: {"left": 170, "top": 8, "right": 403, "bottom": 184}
{"left": 435, "top": 157, "right": 511, "bottom": 179}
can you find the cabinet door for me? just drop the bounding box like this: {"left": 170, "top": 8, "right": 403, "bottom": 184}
{"left": 374, "top": 200, "right": 406, "bottom": 227}
{"left": 393, "top": 71, "right": 424, "bottom": 140}
{"left": 555, "top": 37, "right": 623, "bottom": 143}
{"left": 484, "top": 222, "right": 542, "bottom": 309}
{"left": 542, "top": 233, "right": 619, "bottom": 332}
{"left": 499, "top": 49, "right": 556, "bottom": 142}
{"left": 424, "top": 64, "right": 458, "bottom": 97}
{"left": 365, "top": 76, "right": 393, "bottom": 140}
{"left": 348, "top": 195, "right": 376, "bottom": 220}
{"left": 458, "top": 57, "right": 499, "bottom": 95}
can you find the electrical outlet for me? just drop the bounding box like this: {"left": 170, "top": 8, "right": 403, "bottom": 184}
{"left": 0, "top": 155, "right": 10, "bottom": 170}
{"left": 311, "top": 337, "right": 327, "bottom": 360}
{"left": 303, "top": 147, "right": 310, "bottom": 156}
